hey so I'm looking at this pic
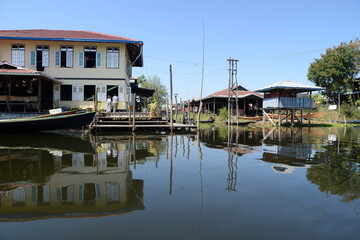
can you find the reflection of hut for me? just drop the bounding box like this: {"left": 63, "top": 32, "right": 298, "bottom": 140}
{"left": 255, "top": 81, "right": 324, "bottom": 126}
{"left": 0, "top": 62, "right": 60, "bottom": 112}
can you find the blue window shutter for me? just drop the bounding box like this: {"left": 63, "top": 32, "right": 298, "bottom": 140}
{"left": 96, "top": 52, "right": 102, "bottom": 67}
{"left": 54, "top": 51, "right": 60, "bottom": 67}
{"left": 30, "top": 51, "right": 36, "bottom": 66}
{"left": 78, "top": 52, "right": 84, "bottom": 67}
{"left": 79, "top": 184, "right": 84, "bottom": 201}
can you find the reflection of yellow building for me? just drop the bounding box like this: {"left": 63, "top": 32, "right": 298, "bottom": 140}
{"left": 0, "top": 138, "right": 144, "bottom": 222}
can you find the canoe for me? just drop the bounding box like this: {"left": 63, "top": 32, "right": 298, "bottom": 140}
{"left": 0, "top": 111, "right": 96, "bottom": 134}
{"left": 225, "top": 120, "right": 254, "bottom": 125}
{"left": 199, "top": 119, "right": 215, "bottom": 124}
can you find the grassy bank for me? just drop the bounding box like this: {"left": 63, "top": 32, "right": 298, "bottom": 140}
{"left": 183, "top": 105, "right": 360, "bottom": 128}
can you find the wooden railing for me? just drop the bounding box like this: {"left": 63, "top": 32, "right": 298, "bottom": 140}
{"left": 0, "top": 95, "right": 39, "bottom": 111}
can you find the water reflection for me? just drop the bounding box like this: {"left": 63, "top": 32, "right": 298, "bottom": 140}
{"left": 307, "top": 127, "right": 360, "bottom": 202}
{"left": 200, "top": 126, "right": 360, "bottom": 202}
{"left": 0, "top": 126, "right": 360, "bottom": 239}
{"left": 0, "top": 134, "right": 144, "bottom": 221}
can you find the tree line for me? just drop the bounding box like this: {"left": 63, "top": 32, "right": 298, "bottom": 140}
{"left": 307, "top": 39, "right": 360, "bottom": 105}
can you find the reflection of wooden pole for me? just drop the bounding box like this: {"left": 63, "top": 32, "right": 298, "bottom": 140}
{"left": 132, "top": 133, "right": 136, "bottom": 169}
{"left": 166, "top": 135, "right": 169, "bottom": 160}
{"left": 169, "top": 133, "right": 173, "bottom": 195}
{"left": 187, "top": 136, "right": 190, "bottom": 159}
{"left": 170, "top": 65, "right": 173, "bottom": 131}
{"left": 181, "top": 136, "right": 185, "bottom": 157}
{"left": 175, "top": 133, "right": 178, "bottom": 157}
{"left": 197, "top": 131, "right": 203, "bottom": 160}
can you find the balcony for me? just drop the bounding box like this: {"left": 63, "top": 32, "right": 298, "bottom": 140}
{"left": 263, "top": 97, "right": 313, "bottom": 109}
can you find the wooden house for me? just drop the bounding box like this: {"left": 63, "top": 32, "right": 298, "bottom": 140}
{"left": 197, "top": 85, "right": 263, "bottom": 116}
{"left": 254, "top": 81, "right": 324, "bottom": 125}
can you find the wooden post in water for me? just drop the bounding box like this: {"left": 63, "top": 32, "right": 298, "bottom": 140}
{"left": 166, "top": 99, "right": 169, "bottom": 122}
{"left": 37, "top": 78, "right": 42, "bottom": 112}
{"left": 132, "top": 93, "right": 136, "bottom": 131}
{"left": 6, "top": 78, "right": 10, "bottom": 112}
{"left": 175, "top": 93, "right": 178, "bottom": 123}
{"left": 278, "top": 109, "right": 281, "bottom": 127}
{"left": 169, "top": 65, "right": 173, "bottom": 131}
{"left": 128, "top": 94, "right": 131, "bottom": 125}
{"left": 182, "top": 99, "right": 185, "bottom": 124}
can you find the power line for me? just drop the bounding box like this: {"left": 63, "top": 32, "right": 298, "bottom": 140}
{"left": 144, "top": 47, "right": 329, "bottom": 66}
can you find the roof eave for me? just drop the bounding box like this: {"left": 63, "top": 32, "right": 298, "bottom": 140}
{"left": 0, "top": 36, "right": 143, "bottom": 44}
{"left": 255, "top": 86, "right": 324, "bottom": 92}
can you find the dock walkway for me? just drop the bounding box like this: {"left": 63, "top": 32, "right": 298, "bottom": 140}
{"left": 91, "top": 112, "right": 197, "bottom": 132}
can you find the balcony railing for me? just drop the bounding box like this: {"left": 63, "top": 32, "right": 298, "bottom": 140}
{"left": 263, "top": 97, "right": 313, "bottom": 109}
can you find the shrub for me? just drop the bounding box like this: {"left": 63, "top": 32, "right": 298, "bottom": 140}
{"left": 340, "top": 103, "right": 360, "bottom": 119}
{"left": 219, "top": 107, "right": 228, "bottom": 120}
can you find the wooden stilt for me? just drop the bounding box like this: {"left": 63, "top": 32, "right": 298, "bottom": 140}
{"left": 278, "top": 109, "right": 281, "bottom": 127}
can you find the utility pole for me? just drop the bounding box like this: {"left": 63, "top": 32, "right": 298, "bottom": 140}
{"left": 227, "top": 58, "right": 239, "bottom": 125}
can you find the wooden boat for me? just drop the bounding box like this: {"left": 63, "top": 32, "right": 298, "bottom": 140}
{"left": 0, "top": 111, "right": 96, "bottom": 134}
{"left": 225, "top": 120, "right": 254, "bottom": 125}
{"left": 199, "top": 117, "right": 215, "bottom": 124}
{"left": 239, "top": 116, "right": 263, "bottom": 121}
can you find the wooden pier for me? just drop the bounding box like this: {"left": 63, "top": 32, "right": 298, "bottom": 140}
{"left": 90, "top": 112, "right": 197, "bottom": 132}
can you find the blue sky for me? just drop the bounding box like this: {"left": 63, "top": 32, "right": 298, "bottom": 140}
{"left": 1, "top": 0, "right": 359, "bottom": 101}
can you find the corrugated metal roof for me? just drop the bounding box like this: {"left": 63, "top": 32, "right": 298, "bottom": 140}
{"left": 0, "top": 29, "right": 142, "bottom": 43}
{"left": 204, "top": 89, "right": 263, "bottom": 99}
{"left": 254, "top": 81, "right": 324, "bottom": 92}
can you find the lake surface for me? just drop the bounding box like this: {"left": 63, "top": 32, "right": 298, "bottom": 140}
{"left": 0, "top": 126, "right": 359, "bottom": 240}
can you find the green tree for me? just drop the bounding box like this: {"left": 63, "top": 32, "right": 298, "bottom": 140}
{"left": 307, "top": 40, "right": 360, "bottom": 104}
{"left": 137, "top": 75, "right": 168, "bottom": 115}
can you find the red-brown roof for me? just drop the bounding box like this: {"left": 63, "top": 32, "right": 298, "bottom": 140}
{"left": 0, "top": 69, "right": 38, "bottom": 74}
{"left": 0, "top": 62, "right": 60, "bottom": 83}
{"left": 204, "top": 89, "right": 263, "bottom": 99}
{"left": 0, "top": 29, "right": 142, "bottom": 43}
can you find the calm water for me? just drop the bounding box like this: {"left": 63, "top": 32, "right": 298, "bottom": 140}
{"left": 0, "top": 126, "right": 359, "bottom": 240}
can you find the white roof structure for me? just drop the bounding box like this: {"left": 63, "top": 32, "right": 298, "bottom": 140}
{"left": 254, "top": 81, "right": 324, "bottom": 93}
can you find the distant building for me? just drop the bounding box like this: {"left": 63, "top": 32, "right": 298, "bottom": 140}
{"left": 0, "top": 29, "right": 143, "bottom": 112}
{"left": 197, "top": 85, "right": 263, "bottom": 116}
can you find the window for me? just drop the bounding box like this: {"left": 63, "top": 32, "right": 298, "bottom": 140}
{"left": 106, "top": 47, "right": 119, "bottom": 68}
{"left": 36, "top": 45, "right": 49, "bottom": 69}
{"left": 84, "top": 46, "right": 96, "bottom": 68}
{"left": 11, "top": 44, "right": 25, "bottom": 66}
{"left": 60, "top": 85, "right": 72, "bottom": 101}
{"left": 60, "top": 46, "right": 73, "bottom": 67}
{"left": 84, "top": 85, "right": 96, "bottom": 101}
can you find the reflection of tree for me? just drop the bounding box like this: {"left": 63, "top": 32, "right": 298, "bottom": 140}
{"left": 307, "top": 142, "right": 360, "bottom": 202}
